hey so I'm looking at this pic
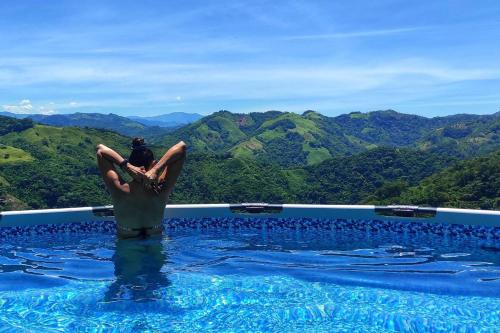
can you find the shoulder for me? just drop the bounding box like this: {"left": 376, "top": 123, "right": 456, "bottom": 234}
{"left": 106, "top": 176, "right": 131, "bottom": 195}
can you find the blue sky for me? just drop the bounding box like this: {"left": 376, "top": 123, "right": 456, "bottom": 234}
{"left": 1, "top": 0, "right": 500, "bottom": 117}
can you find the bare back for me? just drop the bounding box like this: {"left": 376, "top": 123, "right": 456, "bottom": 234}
{"left": 95, "top": 141, "right": 186, "bottom": 239}
{"left": 109, "top": 181, "right": 170, "bottom": 238}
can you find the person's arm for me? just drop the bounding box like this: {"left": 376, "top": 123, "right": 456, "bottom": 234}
{"left": 144, "top": 141, "right": 186, "bottom": 185}
{"left": 95, "top": 144, "right": 145, "bottom": 183}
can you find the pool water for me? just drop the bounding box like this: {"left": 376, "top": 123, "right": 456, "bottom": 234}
{"left": 0, "top": 225, "right": 499, "bottom": 332}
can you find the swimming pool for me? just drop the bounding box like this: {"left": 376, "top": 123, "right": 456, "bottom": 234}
{"left": 0, "top": 204, "right": 499, "bottom": 332}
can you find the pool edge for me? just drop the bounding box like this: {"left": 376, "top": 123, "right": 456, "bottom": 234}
{"left": 1, "top": 204, "right": 499, "bottom": 228}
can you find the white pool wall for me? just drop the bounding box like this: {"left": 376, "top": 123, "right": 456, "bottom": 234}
{"left": 1, "top": 204, "right": 499, "bottom": 228}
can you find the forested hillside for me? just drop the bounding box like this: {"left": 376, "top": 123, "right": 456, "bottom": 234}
{"left": 378, "top": 150, "right": 500, "bottom": 209}
{"left": 0, "top": 117, "right": 131, "bottom": 209}
{"left": 0, "top": 111, "right": 499, "bottom": 211}
{"left": 296, "top": 148, "right": 458, "bottom": 204}
{"left": 157, "top": 110, "right": 500, "bottom": 167}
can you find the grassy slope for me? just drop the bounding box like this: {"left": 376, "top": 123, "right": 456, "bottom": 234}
{"left": 0, "top": 145, "right": 34, "bottom": 164}
{"left": 0, "top": 124, "right": 131, "bottom": 209}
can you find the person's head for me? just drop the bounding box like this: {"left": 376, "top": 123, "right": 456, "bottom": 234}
{"left": 129, "top": 137, "right": 156, "bottom": 171}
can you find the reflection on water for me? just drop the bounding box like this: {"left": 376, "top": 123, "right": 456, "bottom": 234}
{"left": 104, "top": 237, "right": 171, "bottom": 302}
{"left": 0, "top": 226, "right": 499, "bottom": 332}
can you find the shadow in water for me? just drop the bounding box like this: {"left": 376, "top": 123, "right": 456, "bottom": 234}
{"left": 104, "top": 237, "right": 171, "bottom": 302}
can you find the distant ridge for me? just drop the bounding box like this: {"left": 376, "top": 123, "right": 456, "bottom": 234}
{"left": 0, "top": 111, "right": 27, "bottom": 119}
{"left": 128, "top": 112, "right": 203, "bottom": 128}
{"left": 0, "top": 112, "right": 174, "bottom": 138}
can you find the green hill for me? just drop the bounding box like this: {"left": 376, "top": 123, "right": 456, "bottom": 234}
{"left": 0, "top": 121, "right": 131, "bottom": 209}
{"left": 157, "top": 110, "right": 366, "bottom": 167}
{"left": 331, "top": 110, "right": 434, "bottom": 146}
{"left": 27, "top": 112, "right": 174, "bottom": 139}
{"left": 295, "top": 147, "right": 458, "bottom": 204}
{"left": 157, "top": 110, "right": 500, "bottom": 167}
{"left": 1, "top": 113, "right": 498, "bottom": 211}
{"left": 0, "top": 145, "right": 34, "bottom": 164}
{"left": 378, "top": 150, "right": 500, "bottom": 210}
{"left": 170, "top": 154, "right": 296, "bottom": 204}
{"left": 0, "top": 115, "right": 34, "bottom": 135}
{"left": 417, "top": 115, "right": 500, "bottom": 157}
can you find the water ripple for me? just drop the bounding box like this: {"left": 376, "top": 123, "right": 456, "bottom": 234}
{"left": 0, "top": 228, "right": 499, "bottom": 331}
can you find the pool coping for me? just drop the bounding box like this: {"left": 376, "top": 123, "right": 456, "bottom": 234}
{"left": 1, "top": 204, "right": 499, "bottom": 228}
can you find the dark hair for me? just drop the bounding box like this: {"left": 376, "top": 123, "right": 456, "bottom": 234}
{"left": 129, "top": 137, "right": 154, "bottom": 168}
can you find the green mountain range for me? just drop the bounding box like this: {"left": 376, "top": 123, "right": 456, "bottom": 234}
{"left": 0, "top": 111, "right": 203, "bottom": 138}
{"left": 26, "top": 112, "right": 174, "bottom": 139}
{"left": 0, "top": 110, "right": 499, "bottom": 211}
{"left": 157, "top": 109, "right": 500, "bottom": 166}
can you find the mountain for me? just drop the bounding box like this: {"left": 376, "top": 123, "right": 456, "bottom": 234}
{"left": 157, "top": 109, "right": 500, "bottom": 167}
{"left": 0, "top": 115, "right": 34, "bottom": 135}
{"left": 417, "top": 114, "right": 500, "bottom": 157}
{"left": 368, "top": 150, "right": 500, "bottom": 210}
{"left": 0, "top": 116, "right": 131, "bottom": 209}
{"left": 331, "top": 110, "right": 435, "bottom": 146}
{"left": 4, "top": 109, "right": 497, "bottom": 165}
{"left": 0, "top": 111, "right": 28, "bottom": 119}
{"left": 28, "top": 112, "right": 175, "bottom": 138}
{"left": 157, "top": 110, "right": 367, "bottom": 166}
{"left": 170, "top": 153, "right": 296, "bottom": 204}
{"left": 1, "top": 113, "right": 498, "bottom": 211}
{"left": 295, "top": 147, "right": 458, "bottom": 204}
{"left": 1, "top": 112, "right": 175, "bottom": 139}
{"left": 0, "top": 115, "right": 295, "bottom": 209}
{"left": 128, "top": 112, "right": 203, "bottom": 128}
{"left": 0, "top": 111, "right": 203, "bottom": 136}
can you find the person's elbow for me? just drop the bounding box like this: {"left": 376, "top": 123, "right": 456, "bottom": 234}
{"left": 95, "top": 144, "right": 108, "bottom": 157}
{"left": 177, "top": 141, "right": 187, "bottom": 156}
{"left": 177, "top": 141, "right": 187, "bottom": 151}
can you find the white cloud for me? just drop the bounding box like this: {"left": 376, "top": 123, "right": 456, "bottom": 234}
{"left": 1, "top": 58, "right": 499, "bottom": 115}
{"left": 38, "top": 105, "right": 56, "bottom": 115}
{"left": 2, "top": 99, "right": 57, "bottom": 115}
{"left": 2, "top": 99, "right": 33, "bottom": 114}
{"left": 1, "top": 56, "right": 497, "bottom": 98}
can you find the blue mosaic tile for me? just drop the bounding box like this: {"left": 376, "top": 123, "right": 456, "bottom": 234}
{"left": 0, "top": 220, "right": 116, "bottom": 239}
{"left": 162, "top": 217, "right": 500, "bottom": 240}
{"left": 0, "top": 218, "right": 498, "bottom": 240}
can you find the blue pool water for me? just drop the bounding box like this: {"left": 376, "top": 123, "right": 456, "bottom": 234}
{"left": 0, "top": 220, "right": 499, "bottom": 332}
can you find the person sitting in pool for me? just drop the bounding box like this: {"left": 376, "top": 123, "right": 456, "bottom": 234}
{"left": 96, "top": 137, "right": 186, "bottom": 239}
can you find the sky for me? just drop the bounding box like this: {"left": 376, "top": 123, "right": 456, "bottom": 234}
{"left": 1, "top": 0, "right": 500, "bottom": 117}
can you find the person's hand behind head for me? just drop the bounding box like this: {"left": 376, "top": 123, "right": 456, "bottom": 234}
{"left": 125, "top": 164, "right": 146, "bottom": 183}
{"left": 143, "top": 169, "right": 159, "bottom": 194}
